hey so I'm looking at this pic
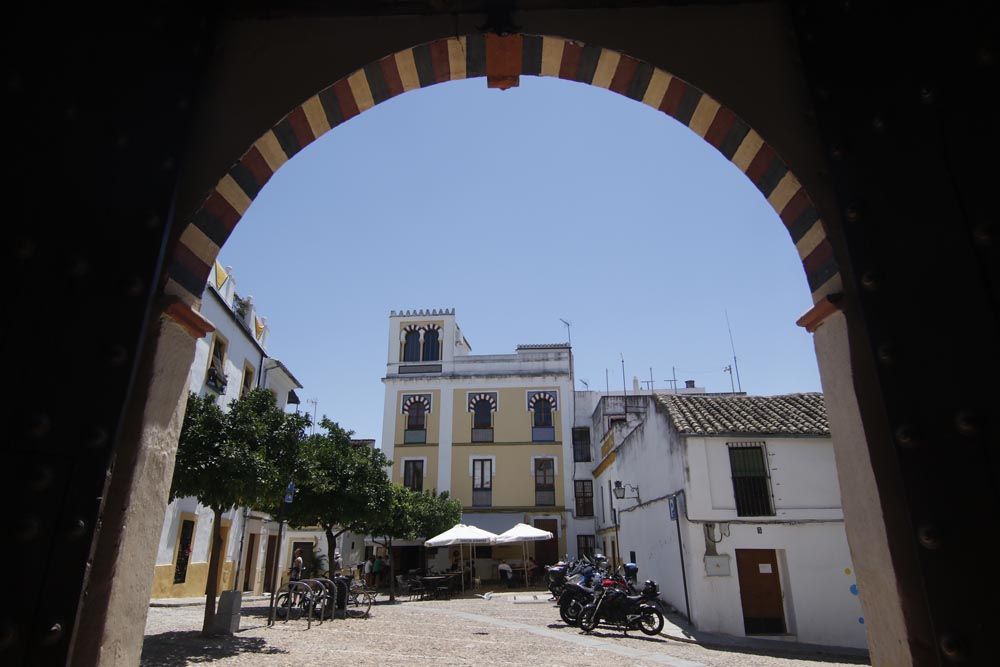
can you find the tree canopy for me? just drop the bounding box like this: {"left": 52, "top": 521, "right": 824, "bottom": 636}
{"left": 279, "top": 417, "right": 393, "bottom": 563}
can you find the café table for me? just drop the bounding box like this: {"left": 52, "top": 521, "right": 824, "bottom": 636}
{"left": 419, "top": 575, "right": 450, "bottom": 600}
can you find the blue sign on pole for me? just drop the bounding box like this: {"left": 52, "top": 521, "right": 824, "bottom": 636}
{"left": 668, "top": 496, "right": 678, "bottom": 521}
{"left": 284, "top": 482, "right": 296, "bottom": 504}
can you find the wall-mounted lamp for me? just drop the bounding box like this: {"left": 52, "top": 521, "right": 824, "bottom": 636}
{"left": 613, "top": 480, "right": 640, "bottom": 503}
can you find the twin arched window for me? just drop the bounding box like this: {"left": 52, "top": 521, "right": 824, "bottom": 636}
{"left": 402, "top": 326, "right": 440, "bottom": 362}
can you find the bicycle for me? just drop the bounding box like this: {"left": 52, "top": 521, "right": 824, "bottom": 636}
{"left": 346, "top": 578, "right": 376, "bottom": 618}
{"left": 275, "top": 581, "right": 325, "bottom": 622}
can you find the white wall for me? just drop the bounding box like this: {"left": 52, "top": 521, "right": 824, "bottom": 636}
{"left": 594, "top": 397, "right": 866, "bottom": 649}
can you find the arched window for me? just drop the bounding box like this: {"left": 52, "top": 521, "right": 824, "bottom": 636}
{"left": 533, "top": 398, "right": 553, "bottom": 428}
{"left": 473, "top": 399, "right": 493, "bottom": 429}
{"left": 407, "top": 402, "right": 426, "bottom": 431}
{"left": 422, "top": 328, "right": 440, "bottom": 361}
{"left": 403, "top": 330, "right": 421, "bottom": 362}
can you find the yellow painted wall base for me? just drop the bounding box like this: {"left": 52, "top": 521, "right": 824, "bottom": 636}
{"left": 150, "top": 559, "right": 236, "bottom": 598}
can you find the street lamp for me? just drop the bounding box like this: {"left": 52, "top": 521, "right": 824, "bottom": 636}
{"left": 610, "top": 481, "right": 639, "bottom": 571}
{"left": 613, "top": 480, "right": 640, "bottom": 503}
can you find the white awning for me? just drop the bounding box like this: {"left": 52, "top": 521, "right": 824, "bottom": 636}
{"left": 461, "top": 513, "right": 523, "bottom": 536}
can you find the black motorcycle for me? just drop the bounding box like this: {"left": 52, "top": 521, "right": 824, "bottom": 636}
{"left": 579, "top": 579, "right": 665, "bottom": 636}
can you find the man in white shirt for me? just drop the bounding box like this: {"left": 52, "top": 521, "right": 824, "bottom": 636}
{"left": 498, "top": 560, "right": 513, "bottom": 588}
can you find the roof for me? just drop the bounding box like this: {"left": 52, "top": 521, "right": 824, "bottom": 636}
{"left": 264, "top": 357, "right": 303, "bottom": 389}
{"left": 515, "top": 343, "right": 571, "bottom": 350}
{"left": 654, "top": 392, "right": 829, "bottom": 436}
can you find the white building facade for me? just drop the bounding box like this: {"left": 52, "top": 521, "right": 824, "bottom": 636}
{"left": 587, "top": 391, "right": 867, "bottom": 650}
{"left": 151, "top": 262, "right": 304, "bottom": 598}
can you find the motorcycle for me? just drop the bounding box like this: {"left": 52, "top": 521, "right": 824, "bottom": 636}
{"left": 559, "top": 565, "right": 630, "bottom": 627}
{"left": 578, "top": 579, "right": 665, "bottom": 636}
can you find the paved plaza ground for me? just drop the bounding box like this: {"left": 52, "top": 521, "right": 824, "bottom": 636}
{"left": 142, "top": 592, "right": 870, "bottom": 667}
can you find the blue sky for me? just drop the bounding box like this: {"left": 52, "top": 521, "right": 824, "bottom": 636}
{"left": 219, "top": 76, "right": 820, "bottom": 446}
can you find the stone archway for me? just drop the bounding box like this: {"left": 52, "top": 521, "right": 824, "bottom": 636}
{"left": 75, "top": 29, "right": 914, "bottom": 667}
{"left": 165, "top": 34, "right": 838, "bottom": 311}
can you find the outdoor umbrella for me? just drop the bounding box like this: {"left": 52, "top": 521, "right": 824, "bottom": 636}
{"left": 424, "top": 524, "right": 497, "bottom": 592}
{"left": 495, "top": 523, "right": 554, "bottom": 588}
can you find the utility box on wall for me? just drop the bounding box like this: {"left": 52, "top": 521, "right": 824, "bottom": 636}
{"left": 704, "top": 554, "right": 731, "bottom": 576}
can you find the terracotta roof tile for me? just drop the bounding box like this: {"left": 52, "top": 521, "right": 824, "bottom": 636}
{"left": 654, "top": 392, "right": 829, "bottom": 436}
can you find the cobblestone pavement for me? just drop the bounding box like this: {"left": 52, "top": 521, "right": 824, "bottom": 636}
{"left": 142, "top": 593, "right": 870, "bottom": 666}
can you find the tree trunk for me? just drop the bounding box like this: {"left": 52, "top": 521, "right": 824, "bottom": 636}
{"left": 387, "top": 538, "right": 395, "bottom": 602}
{"left": 202, "top": 507, "right": 224, "bottom": 635}
{"left": 324, "top": 526, "right": 337, "bottom": 575}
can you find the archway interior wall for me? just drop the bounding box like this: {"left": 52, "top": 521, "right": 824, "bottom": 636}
{"left": 166, "top": 33, "right": 840, "bottom": 311}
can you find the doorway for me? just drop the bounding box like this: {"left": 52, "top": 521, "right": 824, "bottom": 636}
{"left": 533, "top": 519, "right": 559, "bottom": 567}
{"left": 735, "top": 549, "right": 787, "bottom": 635}
{"left": 263, "top": 535, "right": 278, "bottom": 593}
{"left": 243, "top": 533, "right": 257, "bottom": 592}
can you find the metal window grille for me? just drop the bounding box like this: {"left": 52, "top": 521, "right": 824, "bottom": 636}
{"left": 535, "top": 459, "right": 555, "bottom": 506}
{"left": 577, "top": 535, "right": 596, "bottom": 558}
{"left": 404, "top": 460, "right": 424, "bottom": 492}
{"left": 575, "top": 479, "right": 594, "bottom": 516}
{"left": 473, "top": 459, "right": 492, "bottom": 507}
{"left": 727, "top": 442, "right": 774, "bottom": 516}
{"left": 573, "top": 427, "right": 592, "bottom": 462}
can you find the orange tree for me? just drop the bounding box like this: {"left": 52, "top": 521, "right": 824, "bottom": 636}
{"left": 170, "top": 388, "right": 309, "bottom": 634}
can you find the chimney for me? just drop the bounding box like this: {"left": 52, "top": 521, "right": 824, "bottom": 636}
{"left": 685, "top": 379, "right": 696, "bottom": 389}
{"left": 633, "top": 376, "right": 641, "bottom": 392}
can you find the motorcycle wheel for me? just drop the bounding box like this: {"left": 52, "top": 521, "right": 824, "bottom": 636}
{"left": 579, "top": 606, "right": 599, "bottom": 633}
{"left": 638, "top": 605, "right": 664, "bottom": 636}
{"left": 560, "top": 597, "right": 584, "bottom": 626}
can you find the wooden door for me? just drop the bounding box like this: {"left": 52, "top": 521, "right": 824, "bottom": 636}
{"left": 243, "top": 533, "right": 257, "bottom": 591}
{"left": 263, "top": 535, "right": 278, "bottom": 592}
{"left": 735, "top": 549, "right": 786, "bottom": 634}
{"left": 533, "top": 519, "right": 559, "bottom": 566}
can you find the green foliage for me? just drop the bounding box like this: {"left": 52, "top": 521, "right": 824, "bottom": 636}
{"left": 365, "top": 484, "right": 418, "bottom": 542}
{"left": 410, "top": 489, "right": 462, "bottom": 539}
{"left": 171, "top": 388, "right": 309, "bottom": 512}
{"left": 280, "top": 417, "right": 393, "bottom": 535}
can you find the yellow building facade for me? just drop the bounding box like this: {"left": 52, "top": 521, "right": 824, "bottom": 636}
{"left": 381, "top": 310, "right": 593, "bottom": 574}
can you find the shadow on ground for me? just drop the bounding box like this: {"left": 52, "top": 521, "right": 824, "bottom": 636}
{"left": 140, "top": 631, "right": 287, "bottom": 666}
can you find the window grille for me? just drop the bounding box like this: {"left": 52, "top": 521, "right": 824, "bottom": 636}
{"left": 404, "top": 460, "right": 424, "bottom": 492}
{"left": 473, "top": 459, "right": 492, "bottom": 507}
{"left": 173, "top": 519, "right": 195, "bottom": 584}
{"left": 572, "top": 428, "right": 592, "bottom": 462}
{"left": 577, "top": 535, "right": 596, "bottom": 559}
{"left": 574, "top": 480, "right": 594, "bottom": 517}
{"left": 535, "top": 459, "right": 555, "bottom": 506}
{"left": 727, "top": 442, "right": 774, "bottom": 516}
{"left": 422, "top": 329, "right": 440, "bottom": 361}
{"left": 402, "top": 330, "right": 421, "bottom": 362}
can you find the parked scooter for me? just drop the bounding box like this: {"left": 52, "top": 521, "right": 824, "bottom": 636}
{"left": 558, "top": 557, "right": 629, "bottom": 626}
{"left": 578, "top": 578, "right": 665, "bottom": 636}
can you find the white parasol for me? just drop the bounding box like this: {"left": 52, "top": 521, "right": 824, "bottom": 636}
{"left": 424, "top": 524, "right": 497, "bottom": 592}
{"left": 495, "top": 523, "right": 554, "bottom": 588}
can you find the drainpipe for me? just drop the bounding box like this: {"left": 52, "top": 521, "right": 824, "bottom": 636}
{"left": 671, "top": 490, "right": 692, "bottom": 623}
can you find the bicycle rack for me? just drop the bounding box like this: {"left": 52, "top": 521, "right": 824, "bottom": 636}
{"left": 282, "top": 581, "right": 318, "bottom": 629}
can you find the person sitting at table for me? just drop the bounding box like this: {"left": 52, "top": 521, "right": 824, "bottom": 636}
{"left": 449, "top": 550, "right": 461, "bottom": 571}
{"left": 498, "top": 560, "right": 513, "bottom": 588}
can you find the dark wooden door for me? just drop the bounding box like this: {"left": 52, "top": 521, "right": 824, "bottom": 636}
{"left": 735, "top": 549, "right": 786, "bottom": 634}
{"left": 243, "top": 533, "right": 257, "bottom": 591}
{"left": 533, "top": 519, "right": 559, "bottom": 567}
{"left": 263, "top": 535, "right": 278, "bottom": 592}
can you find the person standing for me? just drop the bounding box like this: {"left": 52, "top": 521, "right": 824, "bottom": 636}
{"left": 373, "top": 554, "right": 384, "bottom": 588}
{"left": 364, "top": 556, "right": 374, "bottom": 587}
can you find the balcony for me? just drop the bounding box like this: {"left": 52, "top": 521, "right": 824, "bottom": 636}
{"left": 404, "top": 429, "right": 426, "bottom": 444}
{"left": 531, "top": 426, "right": 555, "bottom": 442}
{"left": 472, "top": 488, "right": 492, "bottom": 507}
{"left": 471, "top": 428, "right": 494, "bottom": 443}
